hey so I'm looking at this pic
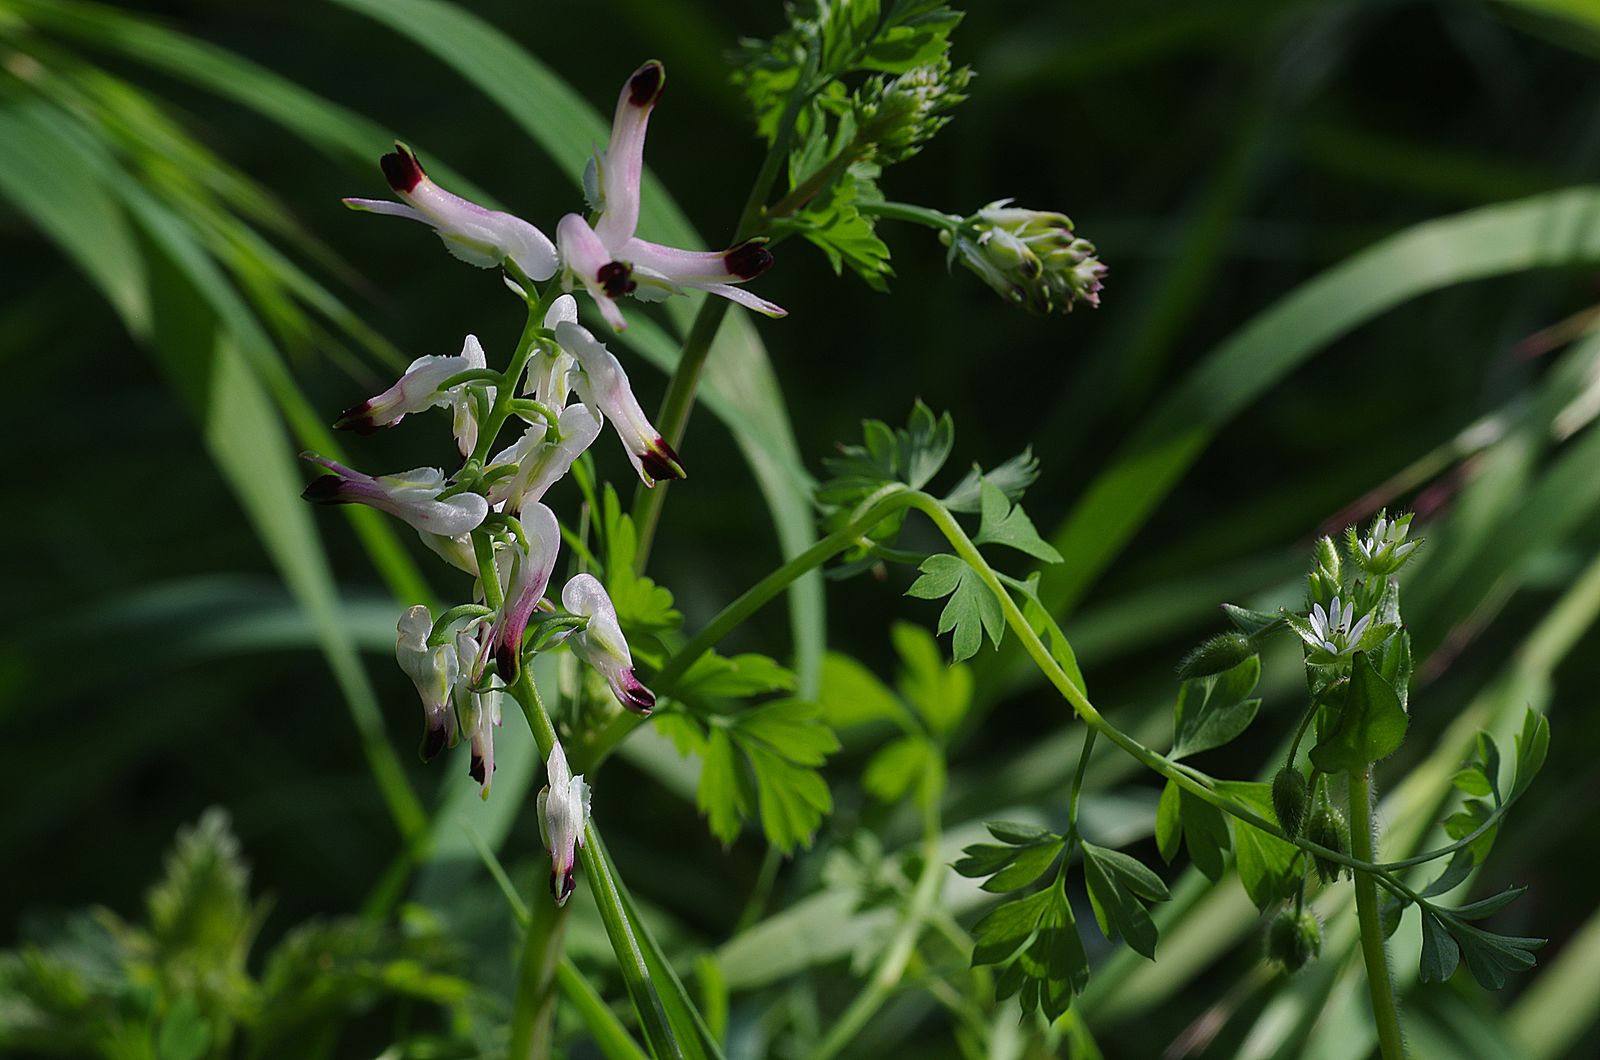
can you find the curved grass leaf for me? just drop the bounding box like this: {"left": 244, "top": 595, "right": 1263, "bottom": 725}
{"left": 1041, "top": 187, "right": 1600, "bottom": 616}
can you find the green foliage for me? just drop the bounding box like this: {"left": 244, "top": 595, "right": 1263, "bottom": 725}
{"left": 1155, "top": 779, "right": 1230, "bottom": 881}
{"left": 818, "top": 399, "right": 954, "bottom": 513}
{"left": 1080, "top": 842, "right": 1169, "bottom": 958}
{"left": 1309, "top": 652, "right": 1409, "bottom": 774}
{"left": 1169, "top": 655, "right": 1262, "bottom": 759}
{"left": 906, "top": 553, "right": 1003, "bottom": 662}
{"left": 1214, "top": 782, "right": 1299, "bottom": 911}
{"left": 599, "top": 484, "right": 682, "bottom": 641}
{"left": 973, "top": 479, "right": 1063, "bottom": 563}
{"left": 0, "top": 812, "right": 470, "bottom": 1058}
{"left": 664, "top": 698, "right": 841, "bottom": 853}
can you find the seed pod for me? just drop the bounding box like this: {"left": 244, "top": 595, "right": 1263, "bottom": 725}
{"left": 1266, "top": 909, "right": 1323, "bottom": 972}
{"left": 1272, "top": 767, "right": 1309, "bottom": 839}
{"left": 1306, "top": 800, "right": 1351, "bottom": 884}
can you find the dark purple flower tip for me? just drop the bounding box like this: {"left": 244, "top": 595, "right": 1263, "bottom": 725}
{"left": 551, "top": 867, "right": 576, "bottom": 904}
{"left": 381, "top": 144, "right": 426, "bottom": 194}
{"left": 596, "top": 261, "right": 636, "bottom": 298}
{"left": 723, "top": 239, "right": 774, "bottom": 280}
{"left": 494, "top": 639, "right": 520, "bottom": 683}
{"left": 628, "top": 61, "right": 665, "bottom": 107}
{"left": 420, "top": 720, "right": 450, "bottom": 763}
{"left": 301, "top": 475, "right": 349, "bottom": 505}
{"left": 332, "top": 401, "right": 382, "bottom": 434}
{"left": 639, "top": 438, "right": 686, "bottom": 484}
{"left": 469, "top": 753, "right": 486, "bottom": 785}
{"left": 618, "top": 670, "right": 656, "bottom": 715}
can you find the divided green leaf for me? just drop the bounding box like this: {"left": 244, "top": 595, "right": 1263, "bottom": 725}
{"left": 906, "top": 553, "right": 1003, "bottom": 662}
{"left": 1215, "top": 781, "right": 1300, "bottom": 910}
{"left": 973, "top": 479, "right": 1062, "bottom": 563}
{"left": 1081, "top": 842, "right": 1165, "bottom": 959}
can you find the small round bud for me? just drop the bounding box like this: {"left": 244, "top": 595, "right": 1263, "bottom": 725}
{"left": 1272, "top": 768, "right": 1309, "bottom": 839}
{"left": 1307, "top": 800, "right": 1351, "bottom": 884}
{"left": 1266, "top": 909, "right": 1323, "bottom": 972}
{"left": 1177, "top": 633, "right": 1256, "bottom": 680}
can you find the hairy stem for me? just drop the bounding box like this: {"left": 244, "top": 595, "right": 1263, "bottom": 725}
{"left": 1349, "top": 767, "right": 1406, "bottom": 1059}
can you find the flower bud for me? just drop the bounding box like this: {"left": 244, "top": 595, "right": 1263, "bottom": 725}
{"left": 1306, "top": 798, "right": 1351, "bottom": 884}
{"left": 1177, "top": 633, "right": 1255, "bottom": 680}
{"left": 1307, "top": 535, "right": 1342, "bottom": 607}
{"left": 944, "top": 200, "right": 1106, "bottom": 315}
{"left": 395, "top": 605, "right": 458, "bottom": 762}
{"left": 538, "top": 740, "right": 591, "bottom": 906}
{"left": 1347, "top": 509, "right": 1420, "bottom": 577}
{"left": 561, "top": 573, "right": 655, "bottom": 714}
{"left": 1272, "top": 767, "right": 1308, "bottom": 839}
{"left": 1266, "top": 909, "right": 1323, "bottom": 972}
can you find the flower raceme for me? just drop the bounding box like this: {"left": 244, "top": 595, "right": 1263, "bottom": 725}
{"left": 344, "top": 143, "right": 558, "bottom": 282}
{"left": 944, "top": 200, "right": 1107, "bottom": 315}
{"left": 538, "top": 741, "right": 591, "bottom": 906}
{"left": 561, "top": 573, "right": 656, "bottom": 714}
{"left": 557, "top": 61, "right": 785, "bottom": 330}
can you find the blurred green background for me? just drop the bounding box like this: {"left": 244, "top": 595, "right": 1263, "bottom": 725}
{"left": 4, "top": 0, "right": 1600, "bottom": 1056}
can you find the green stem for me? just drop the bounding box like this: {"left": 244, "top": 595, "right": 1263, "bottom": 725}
{"left": 508, "top": 897, "right": 569, "bottom": 1060}
{"left": 631, "top": 57, "right": 815, "bottom": 565}
{"left": 506, "top": 669, "right": 683, "bottom": 1060}
{"left": 1349, "top": 768, "right": 1406, "bottom": 1059}
{"left": 810, "top": 794, "right": 945, "bottom": 1060}
{"left": 859, "top": 199, "right": 963, "bottom": 232}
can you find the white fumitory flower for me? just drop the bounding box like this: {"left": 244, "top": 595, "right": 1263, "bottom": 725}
{"left": 335, "top": 335, "right": 492, "bottom": 456}
{"left": 556, "top": 61, "right": 785, "bottom": 330}
{"left": 1307, "top": 596, "right": 1372, "bottom": 657}
{"left": 538, "top": 740, "right": 591, "bottom": 906}
{"left": 395, "top": 605, "right": 458, "bottom": 762}
{"left": 561, "top": 573, "right": 656, "bottom": 714}
{"left": 555, "top": 318, "right": 684, "bottom": 486}
{"left": 488, "top": 406, "right": 603, "bottom": 514}
{"left": 488, "top": 503, "right": 562, "bottom": 680}
{"left": 344, "top": 143, "right": 558, "bottom": 281}
{"left": 300, "top": 454, "right": 487, "bottom": 536}
{"left": 453, "top": 623, "right": 504, "bottom": 799}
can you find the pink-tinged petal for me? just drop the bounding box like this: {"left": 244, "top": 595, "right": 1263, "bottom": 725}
{"left": 594, "top": 61, "right": 665, "bottom": 249}
{"left": 560, "top": 573, "right": 655, "bottom": 714}
{"left": 352, "top": 144, "right": 557, "bottom": 280}
{"left": 558, "top": 214, "right": 633, "bottom": 330}
{"left": 342, "top": 198, "right": 426, "bottom": 221}
{"left": 299, "top": 453, "right": 487, "bottom": 536}
{"left": 554, "top": 320, "right": 684, "bottom": 485}
{"left": 489, "top": 503, "right": 562, "bottom": 679}
{"left": 693, "top": 282, "right": 788, "bottom": 318}
{"left": 620, "top": 236, "right": 774, "bottom": 284}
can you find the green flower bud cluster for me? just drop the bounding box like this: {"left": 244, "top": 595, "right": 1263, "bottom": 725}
{"left": 1266, "top": 909, "right": 1323, "bottom": 973}
{"left": 942, "top": 201, "right": 1107, "bottom": 315}
{"left": 854, "top": 58, "right": 972, "bottom": 166}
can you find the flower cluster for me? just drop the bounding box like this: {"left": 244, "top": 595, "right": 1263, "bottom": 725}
{"left": 1286, "top": 512, "right": 1421, "bottom": 666}
{"left": 942, "top": 200, "right": 1106, "bottom": 315}
{"left": 303, "top": 61, "right": 782, "bottom": 905}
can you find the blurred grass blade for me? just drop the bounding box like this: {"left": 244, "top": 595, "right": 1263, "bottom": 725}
{"left": 326, "top": 0, "right": 825, "bottom": 693}
{"left": 1041, "top": 186, "right": 1600, "bottom": 616}
{"left": 0, "top": 99, "right": 427, "bottom": 841}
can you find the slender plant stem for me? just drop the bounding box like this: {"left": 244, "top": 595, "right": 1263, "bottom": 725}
{"left": 810, "top": 795, "right": 945, "bottom": 1060}
{"left": 1349, "top": 767, "right": 1406, "bottom": 1059}
{"left": 509, "top": 896, "right": 569, "bottom": 1060}
{"left": 859, "top": 199, "right": 963, "bottom": 231}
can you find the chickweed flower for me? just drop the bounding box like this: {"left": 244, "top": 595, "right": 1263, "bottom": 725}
{"left": 557, "top": 62, "right": 784, "bottom": 330}
{"left": 561, "top": 573, "right": 655, "bottom": 714}
{"left": 538, "top": 740, "right": 591, "bottom": 906}
{"left": 1348, "top": 510, "right": 1419, "bottom": 577}
{"left": 1307, "top": 596, "right": 1372, "bottom": 657}
{"left": 942, "top": 200, "right": 1106, "bottom": 315}
{"left": 334, "top": 335, "right": 491, "bottom": 457}
{"left": 344, "top": 144, "right": 558, "bottom": 281}
{"left": 395, "top": 605, "right": 458, "bottom": 762}
{"left": 300, "top": 455, "right": 488, "bottom": 536}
